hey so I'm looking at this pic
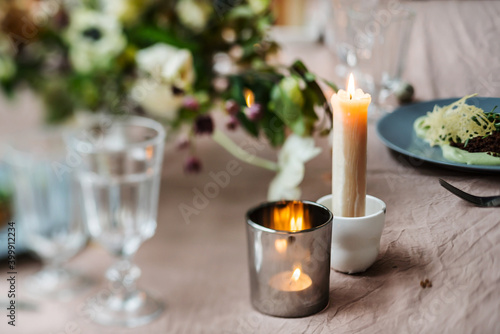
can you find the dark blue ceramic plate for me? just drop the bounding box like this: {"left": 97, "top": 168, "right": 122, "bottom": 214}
{"left": 376, "top": 97, "right": 500, "bottom": 173}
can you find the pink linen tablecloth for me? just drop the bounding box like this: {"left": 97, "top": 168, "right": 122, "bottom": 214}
{"left": 1, "top": 1, "right": 500, "bottom": 333}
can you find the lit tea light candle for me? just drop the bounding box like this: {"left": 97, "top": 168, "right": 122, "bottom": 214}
{"left": 269, "top": 267, "right": 312, "bottom": 292}
{"left": 331, "top": 73, "right": 371, "bottom": 217}
{"left": 246, "top": 200, "right": 332, "bottom": 318}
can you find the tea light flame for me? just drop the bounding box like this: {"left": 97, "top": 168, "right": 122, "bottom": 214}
{"left": 274, "top": 239, "right": 287, "bottom": 253}
{"left": 292, "top": 268, "right": 301, "bottom": 281}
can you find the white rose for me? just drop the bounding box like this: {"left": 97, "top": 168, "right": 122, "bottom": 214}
{"left": 136, "top": 43, "right": 195, "bottom": 90}
{"left": 161, "top": 49, "right": 195, "bottom": 90}
{"left": 136, "top": 43, "right": 178, "bottom": 76}
{"left": 131, "top": 79, "right": 183, "bottom": 121}
{"left": 268, "top": 135, "right": 321, "bottom": 201}
{"left": 65, "top": 10, "right": 126, "bottom": 73}
{"left": 176, "top": 0, "right": 212, "bottom": 32}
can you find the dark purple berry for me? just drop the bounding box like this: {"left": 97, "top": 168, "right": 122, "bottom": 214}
{"left": 225, "top": 100, "right": 240, "bottom": 115}
{"left": 245, "top": 103, "right": 263, "bottom": 122}
{"left": 183, "top": 96, "right": 200, "bottom": 111}
{"left": 226, "top": 115, "right": 239, "bottom": 130}
{"left": 194, "top": 115, "right": 214, "bottom": 135}
{"left": 184, "top": 156, "right": 202, "bottom": 173}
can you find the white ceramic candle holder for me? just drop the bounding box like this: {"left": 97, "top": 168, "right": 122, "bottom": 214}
{"left": 316, "top": 194, "right": 386, "bottom": 274}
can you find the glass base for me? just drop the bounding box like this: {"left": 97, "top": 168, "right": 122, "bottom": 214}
{"left": 25, "top": 267, "right": 93, "bottom": 300}
{"left": 88, "top": 289, "right": 164, "bottom": 327}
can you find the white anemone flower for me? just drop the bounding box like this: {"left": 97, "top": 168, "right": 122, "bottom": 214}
{"left": 176, "top": 0, "right": 212, "bottom": 32}
{"left": 268, "top": 134, "right": 321, "bottom": 201}
{"left": 65, "top": 10, "right": 126, "bottom": 73}
{"left": 136, "top": 43, "right": 195, "bottom": 90}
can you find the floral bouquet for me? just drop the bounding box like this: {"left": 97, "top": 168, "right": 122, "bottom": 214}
{"left": 0, "top": 0, "right": 336, "bottom": 200}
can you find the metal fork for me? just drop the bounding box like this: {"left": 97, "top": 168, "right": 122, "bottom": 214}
{"left": 439, "top": 179, "right": 500, "bottom": 207}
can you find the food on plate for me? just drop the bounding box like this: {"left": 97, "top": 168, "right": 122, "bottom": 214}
{"left": 413, "top": 94, "right": 500, "bottom": 165}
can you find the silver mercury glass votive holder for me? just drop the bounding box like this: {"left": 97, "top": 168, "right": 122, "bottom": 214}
{"left": 246, "top": 200, "right": 333, "bottom": 318}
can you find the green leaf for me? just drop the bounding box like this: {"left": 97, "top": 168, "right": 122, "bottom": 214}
{"left": 304, "top": 72, "right": 316, "bottom": 82}
{"left": 270, "top": 84, "right": 315, "bottom": 137}
{"left": 228, "top": 76, "right": 246, "bottom": 105}
{"left": 127, "top": 26, "right": 199, "bottom": 51}
{"left": 0, "top": 80, "right": 16, "bottom": 98}
{"left": 290, "top": 60, "right": 328, "bottom": 107}
{"left": 44, "top": 94, "right": 75, "bottom": 123}
{"left": 236, "top": 112, "right": 259, "bottom": 137}
{"left": 290, "top": 60, "right": 309, "bottom": 76}
{"left": 226, "top": 5, "right": 255, "bottom": 20}
{"left": 301, "top": 89, "right": 320, "bottom": 121}
{"left": 261, "top": 111, "right": 285, "bottom": 146}
{"left": 288, "top": 61, "right": 335, "bottom": 133}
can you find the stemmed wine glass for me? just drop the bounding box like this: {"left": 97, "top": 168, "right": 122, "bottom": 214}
{"left": 365, "top": 7, "right": 415, "bottom": 118}
{"left": 328, "top": 0, "right": 414, "bottom": 118}
{"left": 6, "top": 130, "right": 91, "bottom": 299}
{"left": 68, "top": 115, "right": 165, "bottom": 327}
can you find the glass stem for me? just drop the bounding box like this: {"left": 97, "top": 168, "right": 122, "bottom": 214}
{"left": 106, "top": 257, "right": 141, "bottom": 296}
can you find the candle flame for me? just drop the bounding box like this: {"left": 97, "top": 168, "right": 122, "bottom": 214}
{"left": 292, "top": 268, "right": 301, "bottom": 281}
{"left": 270, "top": 201, "right": 311, "bottom": 232}
{"left": 244, "top": 88, "right": 255, "bottom": 107}
{"left": 274, "top": 239, "right": 287, "bottom": 253}
{"left": 347, "top": 73, "right": 355, "bottom": 99}
{"left": 290, "top": 216, "right": 303, "bottom": 232}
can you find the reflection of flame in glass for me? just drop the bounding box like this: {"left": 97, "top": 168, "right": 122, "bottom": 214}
{"left": 290, "top": 216, "right": 303, "bottom": 232}
{"left": 270, "top": 201, "right": 311, "bottom": 232}
{"left": 292, "top": 268, "right": 301, "bottom": 281}
{"left": 244, "top": 88, "right": 255, "bottom": 107}
{"left": 146, "top": 145, "right": 154, "bottom": 160}
{"left": 274, "top": 239, "right": 287, "bottom": 253}
{"left": 347, "top": 73, "right": 355, "bottom": 99}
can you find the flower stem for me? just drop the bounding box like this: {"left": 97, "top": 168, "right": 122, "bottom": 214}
{"left": 212, "top": 130, "right": 278, "bottom": 172}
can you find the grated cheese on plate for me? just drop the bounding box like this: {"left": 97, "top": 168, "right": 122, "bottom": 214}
{"left": 418, "top": 94, "right": 496, "bottom": 146}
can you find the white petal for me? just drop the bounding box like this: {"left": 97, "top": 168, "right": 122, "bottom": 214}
{"left": 267, "top": 160, "right": 305, "bottom": 201}
{"left": 136, "top": 44, "right": 177, "bottom": 75}
{"left": 161, "top": 49, "right": 195, "bottom": 88}
{"left": 278, "top": 134, "right": 321, "bottom": 164}
{"left": 131, "top": 79, "right": 182, "bottom": 120}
